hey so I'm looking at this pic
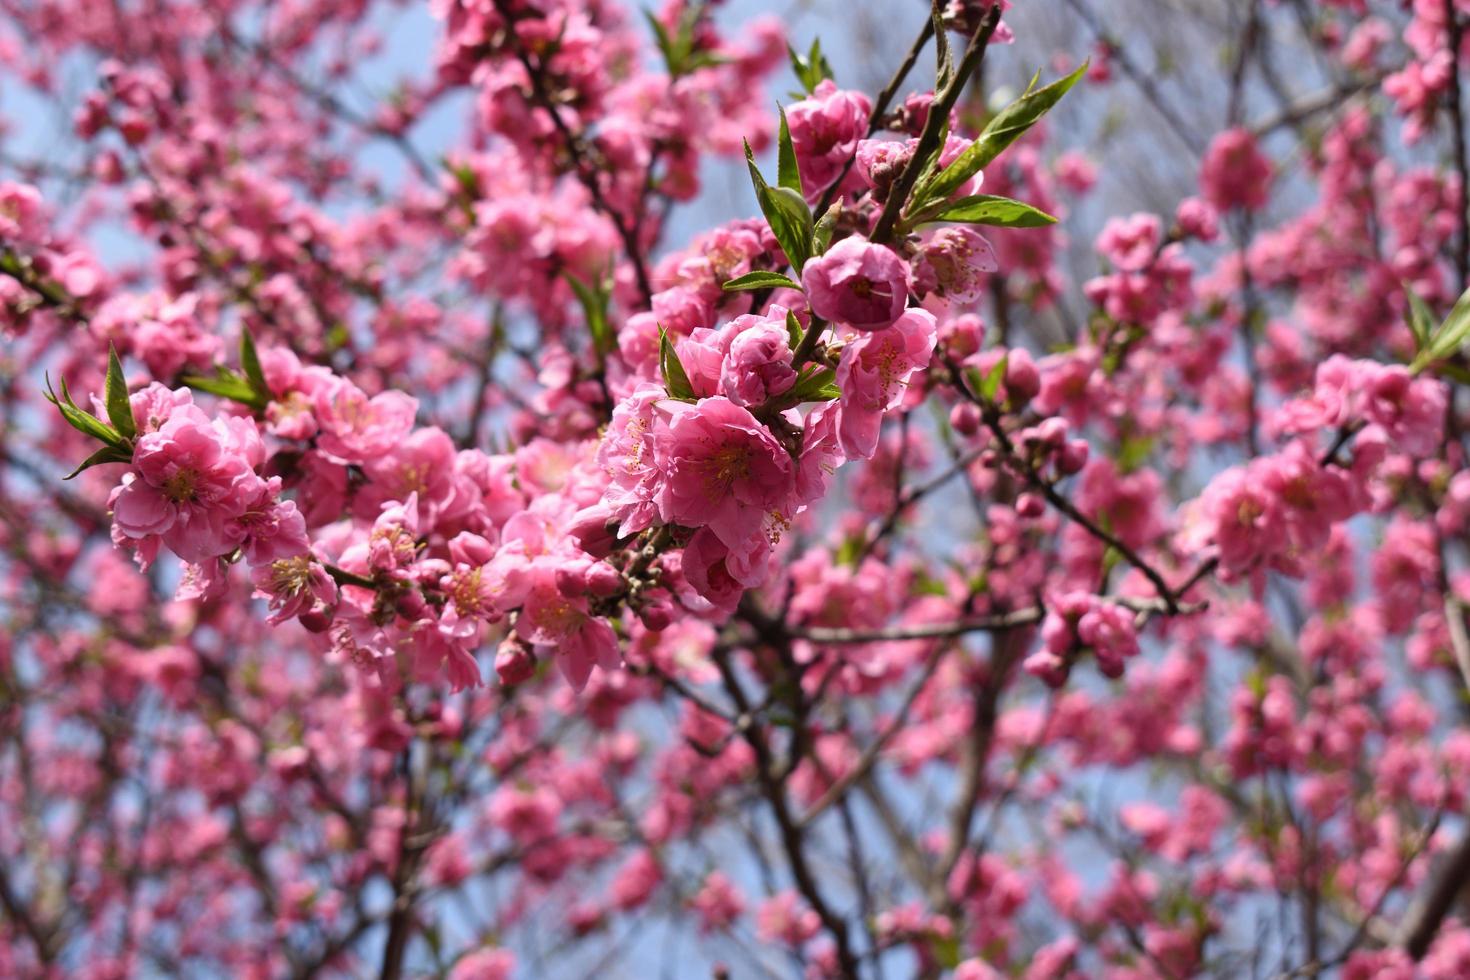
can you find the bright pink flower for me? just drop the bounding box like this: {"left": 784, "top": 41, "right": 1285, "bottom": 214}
{"left": 1096, "top": 212, "right": 1162, "bottom": 272}
{"left": 1200, "top": 127, "right": 1272, "bottom": 212}
{"left": 650, "top": 396, "right": 796, "bottom": 550}
{"left": 718, "top": 310, "right": 796, "bottom": 407}
{"left": 250, "top": 554, "right": 337, "bottom": 625}
{"left": 598, "top": 382, "right": 665, "bottom": 537}
{"left": 448, "top": 949, "right": 514, "bottom": 980}
{"left": 1191, "top": 465, "right": 1281, "bottom": 578}
{"left": 313, "top": 378, "right": 419, "bottom": 464}
{"left": 801, "top": 236, "right": 910, "bottom": 332}
{"left": 690, "top": 871, "right": 744, "bottom": 933}
{"left": 785, "top": 80, "right": 871, "bottom": 196}
{"left": 1362, "top": 365, "right": 1446, "bottom": 456}
{"left": 110, "top": 405, "right": 266, "bottom": 565}
{"left": 516, "top": 565, "right": 620, "bottom": 691}
{"left": 834, "top": 308, "right": 937, "bottom": 460}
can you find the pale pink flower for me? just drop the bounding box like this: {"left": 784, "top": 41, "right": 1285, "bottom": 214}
{"left": 313, "top": 378, "right": 418, "bottom": 464}
{"left": 833, "top": 308, "right": 937, "bottom": 460}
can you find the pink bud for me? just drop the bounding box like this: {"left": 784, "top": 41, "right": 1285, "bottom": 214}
{"left": 555, "top": 559, "right": 591, "bottom": 597}
{"left": 448, "top": 532, "right": 496, "bottom": 567}
{"left": 495, "top": 640, "right": 535, "bottom": 686}
{"left": 569, "top": 504, "right": 619, "bottom": 558}
{"left": 950, "top": 402, "right": 981, "bottom": 435}
{"left": 1005, "top": 352, "right": 1041, "bottom": 406}
{"left": 585, "top": 562, "right": 624, "bottom": 597}
{"left": 638, "top": 596, "right": 674, "bottom": 632}
{"left": 1058, "top": 439, "right": 1090, "bottom": 475}
{"left": 298, "top": 609, "right": 334, "bottom": 633}
{"left": 1016, "top": 492, "right": 1045, "bottom": 518}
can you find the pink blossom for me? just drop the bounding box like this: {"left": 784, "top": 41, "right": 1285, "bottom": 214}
{"left": 785, "top": 80, "right": 871, "bottom": 196}
{"left": 313, "top": 378, "right": 419, "bottom": 464}
{"left": 1200, "top": 127, "right": 1272, "bottom": 212}
{"left": 649, "top": 396, "right": 796, "bottom": 550}
{"left": 834, "top": 308, "right": 937, "bottom": 460}
{"left": 110, "top": 405, "right": 266, "bottom": 565}
{"left": 913, "top": 226, "right": 997, "bottom": 303}
{"left": 801, "top": 236, "right": 910, "bottom": 332}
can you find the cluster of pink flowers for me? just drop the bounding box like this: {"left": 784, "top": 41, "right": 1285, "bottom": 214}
{"left": 9, "top": 0, "right": 1470, "bottom": 976}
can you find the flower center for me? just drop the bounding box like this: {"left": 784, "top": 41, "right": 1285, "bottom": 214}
{"left": 703, "top": 444, "right": 751, "bottom": 493}
{"left": 163, "top": 467, "right": 200, "bottom": 503}
{"left": 270, "top": 555, "right": 314, "bottom": 596}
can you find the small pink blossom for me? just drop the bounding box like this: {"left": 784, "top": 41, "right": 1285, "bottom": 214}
{"left": 802, "top": 236, "right": 910, "bottom": 332}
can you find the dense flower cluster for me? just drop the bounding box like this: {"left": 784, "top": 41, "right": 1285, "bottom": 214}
{"left": 5, "top": 0, "right": 1470, "bottom": 977}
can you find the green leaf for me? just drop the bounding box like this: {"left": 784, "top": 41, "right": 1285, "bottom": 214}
{"left": 812, "top": 202, "right": 840, "bottom": 256}
{"left": 44, "top": 374, "right": 121, "bottom": 446}
{"left": 63, "top": 443, "right": 135, "bottom": 480}
{"left": 777, "top": 105, "right": 803, "bottom": 197}
{"left": 789, "top": 365, "right": 841, "bottom": 402}
{"left": 181, "top": 367, "right": 263, "bottom": 407}
{"left": 979, "top": 354, "right": 1008, "bottom": 402}
{"left": 239, "top": 329, "right": 270, "bottom": 404}
{"left": 566, "top": 272, "right": 614, "bottom": 358}
{"left": 921, "top": 194, "right": 1058, "bottom": 228}
{"left": 1405, "top": 285, "right": 1436, "bottom": 353}
{"left": 788, "top": 37, "right": 834, "bottom": 94}
{"left": 644, "top": 11, "right": 677, "bottom": 72}
{"left": 1413, "top": 284, "right": 1470, "bottom": 372}
{"left": 745, "top": 140, "right": 814, "bottom": 271}
{"left": 722, "top": 271, "right": 802, "bottom": 292}
{"left": 658, "top": 326, "right": 698, "bottom": 401}
{"left": 785, "top": 310, "right": 804, "bottom": 349}
{"left": 914, "top": 61, "right": 1087, "bottom": 208}
{"left": 104, "top": 344, "right": 135, "bottom": 440}
{"left": 1433, "top": 358, "right": 1470, "bottom": 387}
{"left": 644, "top": 6, "right": 717, "bottom": 77}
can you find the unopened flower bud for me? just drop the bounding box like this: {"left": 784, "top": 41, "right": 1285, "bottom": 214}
{"left": 585, "top": 562, "right": 624, "bottom": 597}
{"left": 950, "top": 402, "right": 981, "bottom": 436}
{"left": 495, "top": 640, "right": 535, "bottom": 686}
{"left": 1058, "top": 439, "right": 1090, "bottom": 475}
{"left": 1016, "top": 492, "right": 1045, "bottom": 518}
{"left": 638, "top": 596, "right": 674, "bottom": 632}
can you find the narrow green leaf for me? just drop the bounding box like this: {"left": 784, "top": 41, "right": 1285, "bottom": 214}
{"left": 658, "top": 326, "right": 698, "bottom": 401}
{"left": 788, "top": 37, "right": 834, "bottom": 94}
{"left": 104, "top": 344, "right": 136, "bottom": 440}
{"left": 644, "top": 11, "right": 676, "bottom": 72}
{"left": 812, "top": 202, "right": 840, "bottom": 256}
{"left": 1405, "top": 285, "right": 1436, "bottom": 353}
{"left": 723, "top": 271, "right": 802, "bottom": 292}
{"left": 745, "top": 140, "right": 814, "bottom": 271}
{"left": 181, "top": 368, "right": 265, "bottom": 407}
{"left": 922, "top": 194, "right": 1058, "bottom": 228}
{"left": 980, "top": 355, "right": 1008, "bottom": 402}
{"left": 915, "top": 60, "right": 1088, "bottom": 208}
{"left": 44, "top": 375, "right": 121, "bottom": 445}
{"left": 566, "top": 272, "right": 613, "bottom": 357}
{"left": 1415, "top": 284, "right": 1470, "bottom": 371}
{"left": 764, "top": 186, "right": 815, "bottom": 269}
{"left": 785, "top": 310, "right": 805, "bottom": 349}
{"left": 240, "top": 329, "right": 270, "bottom": 403}
{"left": 63, "top": 443, "right": 134, "bottom": 480}
{"left": 789, "top": 365, "right": 841, "bottom": 402}
{"left": 777, "top": 105, "right": 803, "bottom": 197}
